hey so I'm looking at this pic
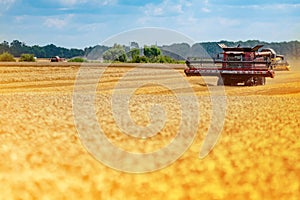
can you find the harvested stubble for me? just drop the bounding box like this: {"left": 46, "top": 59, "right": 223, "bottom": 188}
{"left": 0, "top": 62, "right": 299, "bottom": 200}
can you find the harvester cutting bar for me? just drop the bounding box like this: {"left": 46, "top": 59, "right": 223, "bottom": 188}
{"left": 186, "top": 60, "right": 270, "bottom": 64}
{"left": 186, "top": 60, "right": 271, "bottom": 67}
{"left": 184, "top": 68, "right": 275, "bottom": 78}
{"left": 184, "top": 59, "right": 274, "bottom": 78}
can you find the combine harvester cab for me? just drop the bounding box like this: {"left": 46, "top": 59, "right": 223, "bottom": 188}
{"left": 184, "top": 44, "right": 276, "bottom": 86}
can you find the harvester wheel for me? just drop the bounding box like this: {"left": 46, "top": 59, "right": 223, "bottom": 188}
{"left": 245, "top": 77, "right": 255, "bottom": 86}
{"left": 223, "top": 78, "right": 233, "bottom": 86}
{"left": 229, "top": 80, "right": 238, "bottom": 86}
{"left": 257, "top": 77, "right": 266, "bottom": 85}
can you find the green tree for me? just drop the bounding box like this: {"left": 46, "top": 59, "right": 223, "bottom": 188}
{"left": 31, "top": 45, "right": 46, "bottom": 58}
{"left": 0, "top": 52, "right": 16, "bottom": 62}
{"left": 102, "top": 44, "right": 127, "bottom": 62}
{"left": 144, "top": 45, "right": 161, "bottom": 59}
{"left": 156, "top": 55, "right": 176, "bottom": 63}
{"left": 129, "top": 48, "right": 140, "bottom": 62}
{"left": 130, "top": 42, "right": 139, "bottom": 49}
{"left": 10, "top": 40, "right": 24, "bottom": 56}
{"left": 0, "top": 41, "right": 9, "bottom": 53}
{"left": 19, "top": 54, "right": 35, "bottom": 62}
{"left": 68, "top": 57, "right": 86, "bottom": 62}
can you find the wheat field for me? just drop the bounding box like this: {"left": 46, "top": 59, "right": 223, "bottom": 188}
{"left": 0, "top": 61, "right": 299, "bottom": 200}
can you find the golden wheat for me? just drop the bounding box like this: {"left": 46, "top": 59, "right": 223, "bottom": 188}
{"left": 0, "top": 63, "right": 299, "bottom": 199}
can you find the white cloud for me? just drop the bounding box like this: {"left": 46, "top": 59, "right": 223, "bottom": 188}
{"left": 57, "top": 0, "right": 116, "bottom": 6}
{"left": 224, "top": 3, "right": 300, "bottom": 10}
{"left": 101, "top": 0, "right": 116, "bottom": 6}
{"left": 152, "top": 7, "right": 163, "bottom": 16}
{"left": 0, "top": 0, "right": 15, "bottom": 6}
{"left": 201, "top": 7, "right": 211, "bottom": 13}
{"left": 58, "top": 0, "right": 83, "bottom": 5}
{"left": 144, "top": 0, "right": 190, "bottom": 16}
{"left": 218, "top": 18, "right": 240, "bottom": 27}
{"left": 14, "top": 15, "right": 24, "bottom": 23}
{"left": 201, "top": 0, "right": 211, "bottom": 13}
{"left": 203, "top": 0, "right": 209, "bottom": 5}
{"left": 0, "top": 0, "right": 16, "bottom": 11}
{"left": 174, "top": 4, "right": 184, "bottom": 14}
{"left": 43, "top": 15, "right": 74, "bottom": 29}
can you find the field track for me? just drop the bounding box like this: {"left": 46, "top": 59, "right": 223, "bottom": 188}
{"left": 0, "top": 62, "right": 299, "bottom": 199}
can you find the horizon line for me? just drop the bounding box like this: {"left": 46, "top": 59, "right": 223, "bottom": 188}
{"left": 1, "top": 39, "right": 300, "bottom": 50}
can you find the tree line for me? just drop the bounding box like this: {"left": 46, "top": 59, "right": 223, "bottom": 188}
{"left": 0, "top": 40, "right": 84, "bottom": 58}
{"left": 101, "top": 44, "right": 179, "bottom": 63}
{"left": 86, "top": 40, "right": 300, "bottom": 61}
{"left": 0, "top": 39, "right": 299, "bottom": 61}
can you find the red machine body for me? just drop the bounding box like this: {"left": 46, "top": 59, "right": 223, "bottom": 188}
{"left": 184, "top": 44, "right": 275, "bottom": 86}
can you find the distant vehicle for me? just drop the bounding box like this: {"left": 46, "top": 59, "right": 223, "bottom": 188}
{"left": 50, "top": 56, "right": 64, "bottom": 62}
{"left": 184, "top": 44, "right": 283, "bottom": 86}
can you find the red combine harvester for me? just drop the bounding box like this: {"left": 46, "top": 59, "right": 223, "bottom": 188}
{"left": 50, "top": 56, "right": 65, "bottom": 62}
{"left": 184, "top": 44, "right": 276, "bottom": 86}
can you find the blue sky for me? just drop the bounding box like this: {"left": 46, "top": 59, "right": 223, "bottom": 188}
{"left": 0, "top": 0, "right": 299, "bottom": 48}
